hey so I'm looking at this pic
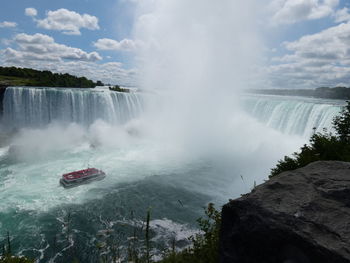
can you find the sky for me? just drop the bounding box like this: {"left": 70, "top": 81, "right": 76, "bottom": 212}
{"left": 0, "top": 0, "right": 350, "bottom": 88}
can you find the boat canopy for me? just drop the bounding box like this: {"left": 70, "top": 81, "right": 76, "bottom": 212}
{"left": 62, "top": 168, "right": 101, "bottom": 180}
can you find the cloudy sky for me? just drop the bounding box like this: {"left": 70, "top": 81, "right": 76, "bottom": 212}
{"left": 0, "top": 0, "right": 350, "bottom": 88}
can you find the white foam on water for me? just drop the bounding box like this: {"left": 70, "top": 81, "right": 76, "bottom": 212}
{"left": 0, "top": 146, "right": 9, "bottom": 157}
{"left": 0, "top": 120, "right": 210, "bottom": 213}
{"left": 150, "top": 218, "right": 199, "bottom": 245}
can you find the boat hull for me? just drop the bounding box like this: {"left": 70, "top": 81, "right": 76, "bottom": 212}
{"left": 60, "top": 172, "right": 106, "bottom": 188}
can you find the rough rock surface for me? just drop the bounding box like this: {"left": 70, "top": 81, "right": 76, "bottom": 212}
{"left": 220, "top": 161, "right": 350, "bottom": 263}
{"left": 0, "top": 85, "right": 7, "bottom": 114}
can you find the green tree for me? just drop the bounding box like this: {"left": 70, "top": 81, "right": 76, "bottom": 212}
{"left": 0, "top": 66, "right": 103, "bottom": 88}
{"left": 333, "top": 102, "right": 350, "bottom": 142}
{"left": 159, "top": 203, "right": 221, "bottom": 263}
{"left": 270, "top": 101, "right": 350, "bottom": 177}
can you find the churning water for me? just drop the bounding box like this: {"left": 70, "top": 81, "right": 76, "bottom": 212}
{"left": 0, "top": 0, "right": 345, "bottom": 261}
{"left": 0, "top": 86, "right": 344, "bottom": 262}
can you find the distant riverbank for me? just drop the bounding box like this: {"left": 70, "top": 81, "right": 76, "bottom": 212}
{"left": 0, "top": 66, "right": 103, "bottom": 88}
{"left": 247, "top": 87, "right": 350, "bottom": 100}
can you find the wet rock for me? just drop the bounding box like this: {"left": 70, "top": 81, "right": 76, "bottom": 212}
{"left": 0, "top": 85, "right": 7, "bottom": 115}
{"left": 220, "top": 161, "right": 350, "bottom": 263}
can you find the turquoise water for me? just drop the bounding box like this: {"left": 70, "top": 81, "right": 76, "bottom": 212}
{"left": 2, "top": 87, "right": 143, "bottom": 128}
{"left": 0, "top": 88, "right": 345, "bottom": 262}
{"left": 242, "top": 94, "right": 344, "bottom": 137}
{"left": 0, "top": 132, "right": 248, "bottom": 262}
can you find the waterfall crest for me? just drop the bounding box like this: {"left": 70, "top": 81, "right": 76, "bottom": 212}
{"left": 243, "top": 95, "right": 344, "bottom": 137}
{"left": 2, "top": 87, "right": 344, "bottom": 137}
{"left": 2, "top": 87, "right": 143, "bottom": 128}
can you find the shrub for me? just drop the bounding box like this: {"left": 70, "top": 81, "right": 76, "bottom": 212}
{"left": 1, "top": 232, "right": 34, "bottom": 263}
{"left": 94, "top": 204, "right": 221, "bottom": 263}
{"left": 0, "top": 256, "right": 34, "bottom": 263}
{"left": 270, "top": 101, "right": 350, "bottom": 177}
{"left": 159, "top": 203, "right": 221, "bottom": 263}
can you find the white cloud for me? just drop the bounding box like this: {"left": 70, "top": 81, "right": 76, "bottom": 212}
{"left": 283, "top": 22, "right": 350, "bottom": 64}
{"left": 93, "top": 38, "right": 137, "bottom": 51}
{"left": 334, "top": 7, "right": 350, "bottom": 23}
{"left": 0, "top": 58, "right": 137, "bottom": 86}
{"left": 35, "top": 8, "right": 99, "bottom": 35}
{"left": 270, "top": 0, "right": 339, "bottom": 25}
{"left": 266, "top": 62, "right": 350, "bottom": 89}
{"left": 25, "top": 7, "right": 37, "bottom": 17}
{"left": 55, "top": 62, "right": 138, "bottom": 85}
{"left": 0, "top": 21, "right": 17, "bottom": 28}
{"left": 268, "top": 21, "right": 350, "bottom": 88}
{"left": 2, "top": 33, "right": 102, "bottom": 63}
{"left": 0, "top": 33, "right": 136, "bottom": 85}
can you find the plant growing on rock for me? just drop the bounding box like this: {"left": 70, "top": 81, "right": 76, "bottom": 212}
{"left": 159, "top": 203, "right": 221, "bottom": 263}
{"left": 271, "top": 101, "right": 350, "bottom": 177}
{"left": 1, "top": 232, "right": 34, "bottom": 263}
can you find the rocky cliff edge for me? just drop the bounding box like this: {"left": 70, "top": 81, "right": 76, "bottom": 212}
{"left": 221, "top": 161, "right": 350, "bottom": 263}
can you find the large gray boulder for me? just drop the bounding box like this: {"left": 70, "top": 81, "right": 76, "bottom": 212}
{"left": 220, "top": 161, "right": 350, "bottom": 263}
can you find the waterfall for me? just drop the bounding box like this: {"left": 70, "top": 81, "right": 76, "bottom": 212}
{"left": 2, "top": 87, "right": 143, "bottom": 128}
{"left": 242, "top": 94, "right": 344, "bottom": 137}
{"left": 1, "top": 87, "right": 345, "bottom": 137}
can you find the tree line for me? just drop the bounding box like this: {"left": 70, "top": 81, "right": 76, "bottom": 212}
{"left": 0, "top": 66, "right": 104, "bottom": 88}
{"left": 248, "top": 87, "right": 350, "bottom": 100}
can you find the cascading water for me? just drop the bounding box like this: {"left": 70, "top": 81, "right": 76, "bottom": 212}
{"left": 242, "top": 94, "right": 344, "bottom": 137}
{"left": 0, "top": 1, "right": 347, "bottom": 262}
{"left": 2, "top": 87, "right": 143, "bottom": 128}
{"left": 1, "top": 86, "right": 343, "bottom": 137}
{"left": 0, "top": 86, "right": 345, "bottom": 262}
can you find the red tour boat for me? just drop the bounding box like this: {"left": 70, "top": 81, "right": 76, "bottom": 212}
{"left": 60, "top": 168, "right": 106, "bottom": 188}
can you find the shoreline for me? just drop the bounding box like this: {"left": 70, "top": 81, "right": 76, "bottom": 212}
{"left": 247, "top": 87, "right": 350, "bottom": 100}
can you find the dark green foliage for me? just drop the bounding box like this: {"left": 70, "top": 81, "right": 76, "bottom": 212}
{"left": 159, "top": 203, "right": 221, "bottom": 263}
{"left": 1, "top": 204, "right": 221, "bottom": 263}
{"left": 96, "top": 204, "right": 220, "bottom": 263}
{"left": 1, "top": 232, "right": 34, "bottom": 263}
{"left": 248, "top": 87, "right": 350, "bottom": 100}
{"left": 6, "top": 233, "right": 10, "bottom": 256}
{"left": 145, "top": 209, "right": 151, "bottom": 263}
{"left": 96, "top": 81, "right": 104, "bottom": 86}
{"left": 0, "top": 66, "right": 103, "bottom": 88}
{"left": 109, "top": 85, "right": 130, "bottom": 93}
{"left": 0, "top": 256, "right": 34, "bottom": 263}
{"left": 315, "top": 86, "right": 350, "bottom": 100}
{"left": 270, "top": 101, "right": 350, "bottom": 177}
{"left": 333, "top": 102, "right": 350, "bottom": 142}
{"left": 109, "top": 204, "right": 220, "bottom": 263}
